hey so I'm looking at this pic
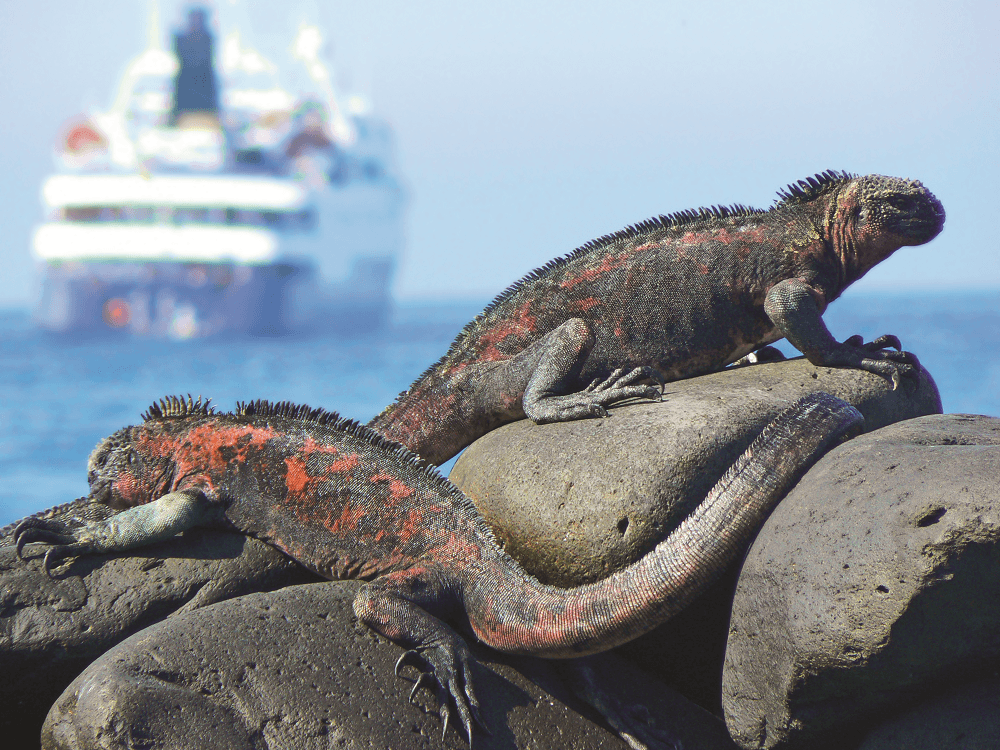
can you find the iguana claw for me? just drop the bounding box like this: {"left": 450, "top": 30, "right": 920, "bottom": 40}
{"left": 817, "top": 333, "right": 920, "bottom": 391}
{"left": 13, "top": 517, "right": 94, "bottom": 578}
{"left": 394, "top": 642, "right": 488, "bottom": 744}
{"left": 862, "top": 334, "right": 902, "bottom": 352}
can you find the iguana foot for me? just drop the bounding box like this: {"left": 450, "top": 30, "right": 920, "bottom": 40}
{"left": 526, "top": 366, "right": 662, "bottom": 423}
{"left": 395, "top": 637, "right": 488, "bottom": 744}
{"left": 823, "top": 334, "right": 919, "bottom": 390}
{"left": 14, "top": 516, "right": 100, "bottom": 578}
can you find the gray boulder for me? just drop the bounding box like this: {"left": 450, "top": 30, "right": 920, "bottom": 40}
{"left": 42, "top": 581, "right": 738, "bottom": 750}
{"left": 448, "top": 358, "right": 940, "bottom": 710}
{"left": 0, "top": 528, "right": 319, "bottom": 748}
{"left": 723, "top": 414, "right": 1000, "bottom": 750}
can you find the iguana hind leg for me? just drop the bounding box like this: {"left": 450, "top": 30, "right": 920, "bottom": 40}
{"left": 354, "top": 574, "right": 487, "bottom": 743}
{"left": 520, "top": 318, "right": 661, "bottom": 423}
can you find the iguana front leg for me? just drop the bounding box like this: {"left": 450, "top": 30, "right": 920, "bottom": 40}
{"left": 14, "top": 489, "right": 219, "bottom": 576}
{"left": 764, "top": 278, "right": 918, "bottom": 388}
{"left": 520, "top": 318, "right": 662, "bottom": 423}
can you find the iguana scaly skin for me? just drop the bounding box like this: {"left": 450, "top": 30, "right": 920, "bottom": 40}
{"left": 369, "top": 171, "right": 944, "bottom": 465}
{"left": 14, "top": 393, "right": 862, "bottom": 742}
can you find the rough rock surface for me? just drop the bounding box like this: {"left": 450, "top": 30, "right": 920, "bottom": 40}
{"left": 448, "top": 358, "right": 940, "bottom": 710}
{"left": 42, "top": 581, "right": 739, "bottom": 750}
{"left": 0, "top": 529, "right": 319, "bottom": 749}
{"left": 722, "top": 414, "right": 1000, "bottom": 750}
{"left": 857, "top": 675, "right": 1000, "bottom": 750}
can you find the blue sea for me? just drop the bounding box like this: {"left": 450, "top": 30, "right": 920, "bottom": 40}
{"left": 1, "top": 291, "right": 998, "bottom": 527}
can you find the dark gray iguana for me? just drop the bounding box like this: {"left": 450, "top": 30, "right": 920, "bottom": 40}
{"left": 368, "top": 171, "right": 944, "bottom": 465}
{"left": 14, "top": 392, "right": 862, "bottom": 743}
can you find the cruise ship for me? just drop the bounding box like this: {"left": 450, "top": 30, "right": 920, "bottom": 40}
{"left": 33, "top": 4, "right": 406, "bottom": 338}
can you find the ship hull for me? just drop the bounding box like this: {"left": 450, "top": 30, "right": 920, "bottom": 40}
{"left": 35, "top": 259, "right": 311, "bottom": 338}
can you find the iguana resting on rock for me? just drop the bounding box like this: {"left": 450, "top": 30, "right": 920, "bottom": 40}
{"left": 369, "top": 171, "right": 944, "bottom": 465}
{"left": 15, "top": 393, "right": 862, "bottom": 743}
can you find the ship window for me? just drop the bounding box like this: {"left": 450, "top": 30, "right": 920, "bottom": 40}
{"left": 56, "top": 205, "right": 308, "bottom": 229}
{"left": 65, "top": 207, "right": 102, "bottom": 222}
{"left": 235, "top": 149, "right": 263, "bottom": 165}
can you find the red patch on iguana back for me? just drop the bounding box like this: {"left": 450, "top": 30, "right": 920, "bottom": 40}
{"left": 285, "top": 455, "right": 310, "bottom": 495}
{"left": 329, "top": 453, "right": 359, "bottom": 473}
{"left": 300, "top": 436, "right": 342, "bottom": 456}
{"left": 178, "top": 423, "right": 277, "bottom": 479}
{"left": 569, "top": 297, "right": 601, "bottom": 313}
{"left": 324, "top": 502, "right": 364, "bottom": 533}
{"left": 134, "top": 422, "right": 280, "bottom": 495}
{"left": 560, "top": 251, "right": 632, "bottom": 290}
{"left": 474, "top": 301, "right": 538, "bottom": 362}
{"left": 369, "top": 473, "right": 416, "bottom": 501}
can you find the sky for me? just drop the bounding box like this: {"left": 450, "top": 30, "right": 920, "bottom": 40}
{"left": 0, "top": 0, "right": 997, "bottom": 307}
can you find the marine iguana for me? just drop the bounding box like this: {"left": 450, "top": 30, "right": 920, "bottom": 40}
{"left": 368, "top": 171, "right": 944, "bottom": 465}
{"left": 14, "top": 393, "right": 862, "bottom": 742}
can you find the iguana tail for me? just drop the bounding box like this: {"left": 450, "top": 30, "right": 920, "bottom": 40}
{"left": 466, "top": 391, "right": 862, "bottom": 657}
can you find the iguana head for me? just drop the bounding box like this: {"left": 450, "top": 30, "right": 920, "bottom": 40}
{"left": 834, "top": 174, "right": 946, "bottom": 282}
{"left": 87, "top": 426, "right": 175, "bottom": 509}
{"left": 86, "top": 395, "right": 217, "bottom": 508}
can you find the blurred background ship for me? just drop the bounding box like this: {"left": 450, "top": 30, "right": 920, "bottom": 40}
{"left": 32, "top": 2, "right": 406, "bottom": 338}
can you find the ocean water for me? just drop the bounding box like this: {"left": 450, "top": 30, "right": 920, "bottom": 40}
{"left": 1, "top": 291, "right": 997, "bottom": 527}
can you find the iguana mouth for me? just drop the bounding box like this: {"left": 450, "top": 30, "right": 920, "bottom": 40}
{"left": 89, "top": 484, "right": 112, "bottom": 505}
{"left": 896, "top": 213, "right": 944, "bottom": 243}
{"left": 893, "top": 194, "right": 945, "bottom": 243}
